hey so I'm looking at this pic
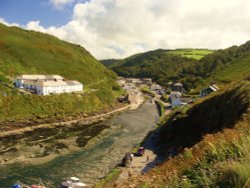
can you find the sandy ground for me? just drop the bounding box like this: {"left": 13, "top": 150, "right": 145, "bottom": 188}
{"left": 114, "top": 130, "right": 165, "bottom": 185}
{"left": 115, "top": 149, "right": 156, "bottom": 183}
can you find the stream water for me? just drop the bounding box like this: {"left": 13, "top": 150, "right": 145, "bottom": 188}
{"left": 0, "top": 100, "right": 159, "bottom": 187}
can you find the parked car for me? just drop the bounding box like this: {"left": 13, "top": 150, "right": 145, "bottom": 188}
{"left": 135, "top": 147, "right": 145, "bottom": 156}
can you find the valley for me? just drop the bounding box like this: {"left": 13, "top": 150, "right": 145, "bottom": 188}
{"left": 0, "top": 19, "right": 249, "bottom": 188}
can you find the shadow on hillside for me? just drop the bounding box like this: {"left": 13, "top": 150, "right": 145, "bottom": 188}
{"left": 158, "top": 84, "right": 249, "bottom": 150}
{"left": 140, "top": 129, "right": 169, "bottom": 174}
{"left": 140, "top": 83, "right": 250, "bottom": 173}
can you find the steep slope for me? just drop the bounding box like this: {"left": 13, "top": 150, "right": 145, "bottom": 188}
{"left": 0, "top": 23, "right": 115, "bottom": 85}
{"left": 115, "top": 76, "right": 250, "bottom": 188}
{"left": 0, "top": 24, "right": 122, "bottom": 125}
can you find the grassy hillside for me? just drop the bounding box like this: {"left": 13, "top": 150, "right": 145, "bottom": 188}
{"left": 101, "top": 49, "right": 214, "bottom": 90}
{"left": 0, "top": 23, "right": 116, "bottom": 85}
{"left": 0, "top": 23, "right": 122, "bottom": 125}
{"left": 102, "top": 49, "right": 197, "bottom": 86}
{"left": 103, "top": 42, "right": 250, "bottom": 91}
{"left": 182, "top": 42, "right": 250, "bottom": 91}
{"left": 116, "top": 76, "right": 250, "bottom": 188}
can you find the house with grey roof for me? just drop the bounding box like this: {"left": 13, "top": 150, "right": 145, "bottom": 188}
{"left": 172, "top": 82, "right": 185, "bottom": 93}
{"left": 200, "top": 84, "right": 219, "bottom": 98}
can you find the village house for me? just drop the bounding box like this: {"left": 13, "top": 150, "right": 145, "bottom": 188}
{"left": 169, "top": 92, "right": 183, "bottom": 108}
{"left": 200, "top": 84, "right": 219, "bottom": 98}
{"left": 14, "top": 75, "right": 83, "bottom": 95}
{"left": 172, "top": 82, "right": 185, "bottom": 93}
{"left": 169, "top": 92, "right": 192, "bottom": 108}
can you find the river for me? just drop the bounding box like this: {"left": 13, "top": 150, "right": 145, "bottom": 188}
{"left": 0, "top": 100, "right": 159, "bottom": 187}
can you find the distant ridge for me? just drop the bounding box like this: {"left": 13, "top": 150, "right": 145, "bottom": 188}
{"left": 102, "top": 42, "right": 250, "bottom": 91}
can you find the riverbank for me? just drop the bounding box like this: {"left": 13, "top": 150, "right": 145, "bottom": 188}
{"left": 0, "top": 89, "right": 145, "bottom": 166}
{"left": 0, "top": 85, "right": 145, "bottom": 138}
{"left": 0, "top": 103, "right": 129, "bottom": 138}
{"left": 0, "top": 103, "right": 134, "bottom": 167}
{"left": 0, "top": 100, "right": 159, "bottom": 188}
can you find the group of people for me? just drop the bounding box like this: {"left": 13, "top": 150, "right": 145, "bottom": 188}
{"left": 121, "top": 147, "right": 149, "bottom": 167}
{"left": 121, "top": 153, "right": 133, "bottom": 167}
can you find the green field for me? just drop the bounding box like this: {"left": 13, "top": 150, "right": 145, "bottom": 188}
{"left": 169, "top": 49, "right": 214, "bottom": 60}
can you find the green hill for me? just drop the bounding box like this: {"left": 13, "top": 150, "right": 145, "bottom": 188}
{"left": 0, "top": 24, "right": 122, "bottom": 125}
{"left": 0, "top": 23, "right": 115, "bottom": 85}
{"left": 101, "top": 49, "right": 198, "bottom": 86}
{"left": 117, "top": 76, "right": 250, "bottom": 188}
{"left": 182, "top": 42, "right": 250, "bottom": 91}
{"left": 102, "top": 42, "right": 250, "bottom": 91}
{"left": 101, "top": 49, "right": 212, "bottom": 90}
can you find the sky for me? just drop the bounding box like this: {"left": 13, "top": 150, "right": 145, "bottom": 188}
{"left": 1, "top": 0, "right": 250, "bottom": 59}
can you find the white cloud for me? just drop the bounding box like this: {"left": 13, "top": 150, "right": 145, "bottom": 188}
{"left": 26, "top": 20, "right": 46, "bottom": 32}
{"left": 2, "top": 0, "right": 250, "bottom": 59}
{"left": 49, "top": 0, "right": 75, "bottom": 9}
{"left": 0, "top": 17, "right": 20, "bottom": 27}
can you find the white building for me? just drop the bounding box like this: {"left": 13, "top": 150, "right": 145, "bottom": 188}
{"left": 14, "top": 75, "right": 83, "bottom": 95}
{"left": 169, "top": 92, "right": 183, "bottom": 108}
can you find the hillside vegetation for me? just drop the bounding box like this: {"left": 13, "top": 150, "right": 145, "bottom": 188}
{"left": 116, "top": 76, "right": 250, "bottom": 188}
{"left": 103, "top": 42, "right": 250, "bottom": 91}
{"left": 0, "top": 24, "right": 122, "bottom": 125}
{"left": 0, "top": 23, "right": 116, "bottom": 85}
{"left": 102, "top": 49, "right": 197, "bottom": 86}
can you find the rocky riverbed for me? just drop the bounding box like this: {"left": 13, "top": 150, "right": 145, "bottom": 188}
{"left": 0, "top": 100, "right": 159, "bottom": 187}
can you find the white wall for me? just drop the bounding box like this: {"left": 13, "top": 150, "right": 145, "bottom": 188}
{"left": 36, "top": 84, "right": 83, "bottom": 95}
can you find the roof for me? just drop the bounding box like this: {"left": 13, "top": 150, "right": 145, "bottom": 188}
{"left": 70, "top": 177, "right": 80, "bottom": 181}
{"left": 23, "top": 80, "right": 82, "bottom": 87}
{"left": 211, "top": 84, "right": 219, "bottom": 90}
{"left": 209, "top": 86, "right": 218, "bottom": 92}
{"left": 65, "top": 80, "right": 82, "bottom": 86}
{"left": 173, "top": 83, "right": 183, "bottom": 86}
{"left": 170, "top": 92, "right": 182, "bottom": 99}
{"left": 16, "top": 75, "right": 64, "bottom": 80}
{"left": 201, "top": 84, "right": 219, "bottom": 92}
{"left": 36, "top": 80, "right": 68, "bottom": 87}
